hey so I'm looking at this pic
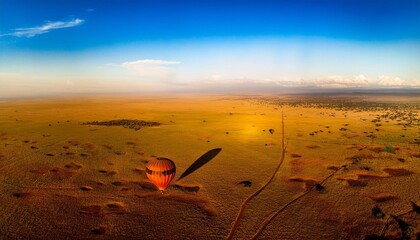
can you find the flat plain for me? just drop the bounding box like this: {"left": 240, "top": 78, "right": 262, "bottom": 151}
{"left": 0, "top": 94, "right": 419, "bottom": 239}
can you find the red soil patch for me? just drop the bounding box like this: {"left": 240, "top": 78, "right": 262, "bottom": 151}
{"left": 96, "top": 181, "right": 105, "bottom": 186}
{"left": 345, "top": 153, "right": 376, "bottom": 162}
{"left": 173, "top": 184, "right": 201, "bottom": 193}
{"left": 346, "top": 179, "right": 368, "bottom": 187}
{"left": 357, "top": 173, "right": 387, "bottom": 179}
{"left": 369, "top": 193, "right": 398, "bottom": 202}
{"left": 81, "top": 142, "right": 97, "bottom": 150}
{"left": 80, "top": 205, "right": 102, "bottom": 215}
{"left": 29, "top": 168, "right": 50, "bottom": 175}
{"left": 80, "top": 152, "right": 92, "bottom": 157}
{"left": 337, "top": 177, "right": 368, "bottom": 187}
{"left": 134, "top": 181, "right": 158, "bottom": 191}
{"left": 92, "top": 227, "right": 106, "bottom": 235}
{"left": 327, "top": 166, "right": 341, "bottom": 171}
{"left": 306, "top": 145, "right": 320, "bottom": 149}
{"left": 12, "top": 192, "right": 34, "bottom": 199}
{"left": 133, "top": 168, "right": 146, "bottom": 175}
{"left": 103, "top": 144, "right": 113, "bottom": 150}
{"left": 98, "top": 169, "right": 118, "bottom": 176}
{"left": 341, "top": 133, "right": 359, "bottom": 139}
{"left": 67, "top": 140, "right": 81, "bottom": 146}
{"left": 64, "top": 162, "right": 82, "bottom": 170}
{"left": 367, "top": 145, "right": 386, "bottom": 153}
{"left": 80, "top": 186, "right": 93, "bottom": 191}
{"left": 382, "top": 167, "right": 414, "bottom": 177}
{"left": 80, "top": 202, "right": 127, "bottom": 215}
{"left": 289, "top": 177, "right": 318, "bottom": 185}
{"left": 105, "top": 202, "right": 126, "bottom": 214}
{"left": 111, "top": 181, "right": 126, "bottom": 186}
{"left": 50, "top": 167, "right": 77, "bottom": 180}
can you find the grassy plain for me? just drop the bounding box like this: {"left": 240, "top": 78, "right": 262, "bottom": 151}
{"left": 0, "top": 94, "right": 419, "bottom": 239}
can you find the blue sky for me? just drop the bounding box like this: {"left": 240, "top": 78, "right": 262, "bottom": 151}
{"left": 1, "top": 0, "right": 420, "bottom": 97}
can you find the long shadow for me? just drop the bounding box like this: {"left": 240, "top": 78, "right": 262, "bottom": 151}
{"left": 177, "top": 148, "right": 222, "bottom": 182}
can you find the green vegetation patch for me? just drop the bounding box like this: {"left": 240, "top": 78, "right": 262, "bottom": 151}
{"left": 81, "top": 119, "right": 160, "bottom": 131}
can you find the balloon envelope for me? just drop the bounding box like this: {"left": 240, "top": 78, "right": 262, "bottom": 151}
{"left": 146, "top": 157, "right": 176, "bottom": 190}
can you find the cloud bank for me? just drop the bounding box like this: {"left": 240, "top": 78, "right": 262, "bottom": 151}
{"left": 121, "top": 59, "right": 180, "bottom": 80}
{"left": 311, "top": 75, "right": 418, "bottom": 88}
{"left": 200, "top": 74, "right": 419, "bottom": 90}
{"left": 0, "top": 18, "right": 85, "bottom": 38}
{"left": 1, "top": 66, "right": 418, "bottom": 99}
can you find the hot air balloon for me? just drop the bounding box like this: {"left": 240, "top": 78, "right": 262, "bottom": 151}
{"left": 146, "top": 157, "right": 176, "bottom": 191}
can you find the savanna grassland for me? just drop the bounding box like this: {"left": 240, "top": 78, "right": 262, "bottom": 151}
{"left": 0, "top": 94, "right": 419, "bottom": 240}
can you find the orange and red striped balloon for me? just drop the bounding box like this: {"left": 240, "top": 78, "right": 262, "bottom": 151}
{"left": 146, "top": 157, "right": 176, "bottom": 191}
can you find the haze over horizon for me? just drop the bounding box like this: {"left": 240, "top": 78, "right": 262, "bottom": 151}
{"left": 1, "top": 0, "right": 419, "bottom": 98}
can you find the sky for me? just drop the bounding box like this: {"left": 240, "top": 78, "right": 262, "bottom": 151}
{"left": 1, "top": 0, "right": 420, "bottom": 97}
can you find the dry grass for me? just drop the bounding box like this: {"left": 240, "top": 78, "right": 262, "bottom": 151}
{"left": 0, "top": 95, "right": 418, "bottom": 239}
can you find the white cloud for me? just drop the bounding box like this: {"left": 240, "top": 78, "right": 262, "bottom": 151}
{"left": 121, "top": 59, "right": 180, "bottom": 80}
{"left": 1, "top": 70, "right": 418, "bottom": 99}
{"left": 303, "top": 74, "right": 419, "bottom": 88}
{"left": 0, "top": 18, "right": 85, "bottom": 38}
{"left": 200, "top": 74, "right": 419, "bottom": 90}
{"left": 122, "top": 59, "right": 180, "bottom": 67}
{"left": 376, "top": 75, "right": 407, "bottom": 86}
{"left": 312, "top": 75, "right": 370, "bottom": 88}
